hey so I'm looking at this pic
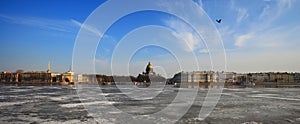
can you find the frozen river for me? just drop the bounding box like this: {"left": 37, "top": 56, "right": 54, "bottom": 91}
{"left": 0, "top": 84, "right": 300, "bottom": 124}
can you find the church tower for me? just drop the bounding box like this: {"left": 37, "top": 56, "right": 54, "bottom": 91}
{"left": 47, "top": 61, "right": 51, "bottom": 73}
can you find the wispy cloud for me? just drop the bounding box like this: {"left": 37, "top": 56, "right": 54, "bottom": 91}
{"left": 259, "top": 4, "right": 271, "bottom": 20}
{"left": 225, "top": 0, "right": 295, "bottom": 49}
{"left": 233, "top": 24, "right": 300, "bottom": 50}
{"left": 221, "top": 0, "right": 300, "bottom": 72}
{"left": 199, "top": 49, "right": 209, "bottom": 54}
{"left": 164, "top": 18, "right": 203, "bottom": 52}
{"left": 236, "top": 8, "right": 249, "bottom": 24}
{"left": 259, "top": 0, "right": 294, "bottom": 25}
{"left": 0, "top": 14, "right": 107, "bottom": 37}
{"left": 229, "top": 1, "right": 249, "bottom": 24}
{"left": 171, "top": 32, "right": 198, "bottom": 52}
{"left": 278, "top": 0, "right": 293, "bottom": 9}
{"left": 70, "top": 19, "right": 104, "bottom": 37}
{"left": 234, "top": 33, "right": 253, "bottom": 47}
{"left": 193, "top": 0, "right": 203, "bottom": 8}
{"left": 0, "top": 14, "right": 76, "bottom": 33}
{"left": 255, "top": 26, "right": 298, "bottom": 48}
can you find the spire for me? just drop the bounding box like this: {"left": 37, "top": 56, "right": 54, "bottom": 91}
{"left": 47, "top": 61, "right": 51, "bottom": 73}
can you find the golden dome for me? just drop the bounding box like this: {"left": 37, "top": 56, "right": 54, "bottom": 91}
{"left": 145, "top": 62, "right": 153, "bottom": 74}
{"left": 147, "top": 63, "right": 152, "bottom": 68}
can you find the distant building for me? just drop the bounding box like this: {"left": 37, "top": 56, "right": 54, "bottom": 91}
{"left": 61, "top": 71, "right": 75, "bottom": 83}
{"left": 0, "top": 72, "right": 19, "bottom": 82}
{"left": 294, "top": 73, "right": 300, "bottom": 82}
{"left": 1, "top": 61, "right": 300, "bottom": 85}
{"left": 169, "top": 71, "right": 216, "bottom": 84}
{"left": 76, "top": 62, "right": 165, "bottom": 85}
{"left": 252, "top": 73, "right": 269, "bottom": 82}
{"left": 51, "top": 73, "right": 61, "bottom": 83}
{"left": 288, "top": 72, "right": 300, "bottom": 83}
{"left": 234, "top": 74, "right": 252, "bottom": 83}
{"left": 223, "top": 72, "right": 236, "bottom": 83}
{"left": 20, "top": 72, "right": 52, "bottom": 83}
{"left": 0, "top": 63, "right": 74, "bottom": 84}
{"left": 190, "top": 71, "right": 213, "bottom": 83}
{"left": 242, "top": 72, "right": 300, "bottom": 83}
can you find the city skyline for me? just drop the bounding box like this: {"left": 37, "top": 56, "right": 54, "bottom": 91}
{"left": 0, "top": 0, "right": 299, "bottom": 77}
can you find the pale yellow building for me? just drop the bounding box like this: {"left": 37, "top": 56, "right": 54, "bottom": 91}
{"left": 62, "top": 71, "right": 75, "bottom": 83}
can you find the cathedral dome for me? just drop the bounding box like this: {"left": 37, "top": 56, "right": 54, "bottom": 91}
{"left": 145, "top": 62, "right": 153, "bottom": 74}
{"left": 147, "top": 62, "right": 152, "bottom": 69}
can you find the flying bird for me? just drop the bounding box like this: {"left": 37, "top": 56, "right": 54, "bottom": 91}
{"left": 216, "top": 19, "right": 222, "bottom": 23}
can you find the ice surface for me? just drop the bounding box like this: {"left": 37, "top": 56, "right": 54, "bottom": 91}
{"left": 0, "top": 85, "right": 300, "bottom": 123}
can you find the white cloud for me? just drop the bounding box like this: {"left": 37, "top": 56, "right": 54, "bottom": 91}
{"left": 230, "top": 0, "right": 296, "bottom": 48}
{"left": 193, "top": 0, "right": 203, "bottom": 7}
{"left": 278, "top": 0, "right": 293, "bottom": 9}
{"left": 0, "top": 15, "right": 109, "bottom": 39}
{"left": 0, "top": 14, "right": 75, "bottom": 33}
{"left": 259, "top": 4, "right": 271, "bottom": 20}
{"left": 199, "top": 49, "right": 209, "bottom": 54}
{"left": 171, "top": 32, "right": 198, "bottom": 52}
{"left": 164, "top": 18, "right": 203, "bottom": 52}
{"left": 254, "top": 26, "right": 299, "bottom": 48}
{"left": 70, "top": 19, "right": 104, "bottom": 37}
{"left": 234, "top": 33, "right": 253, "bottom": 47}
{"left": 229, "top": 1, "right": 249, "bottom": 24}
{"left": 259, "top": 0, "right": 294, "bottom": 25}
{"left": 219, "top": 25, "right": 235, "bottom": 37}
{"left": 233, "top": 24, "right": 299, "bottom": 50}
{"left": 201, "top": 0, "right": 298, "bottom": 72}
{"left": 236, "top": 8, "right": 249, "bottom": 24}
{"left": 226, "top": 24, "right": 299, "bottom": 75}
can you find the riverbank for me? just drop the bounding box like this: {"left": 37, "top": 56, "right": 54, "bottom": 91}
{"left": 1, "top": 81, "right": 300, "bottom": 88}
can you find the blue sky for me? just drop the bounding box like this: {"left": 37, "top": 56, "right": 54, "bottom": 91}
{"left": 0, "top": 0, "right": 299, "bottom": 77}
{"left": 0, "top": 0, "right": 105, "bottom": 72}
